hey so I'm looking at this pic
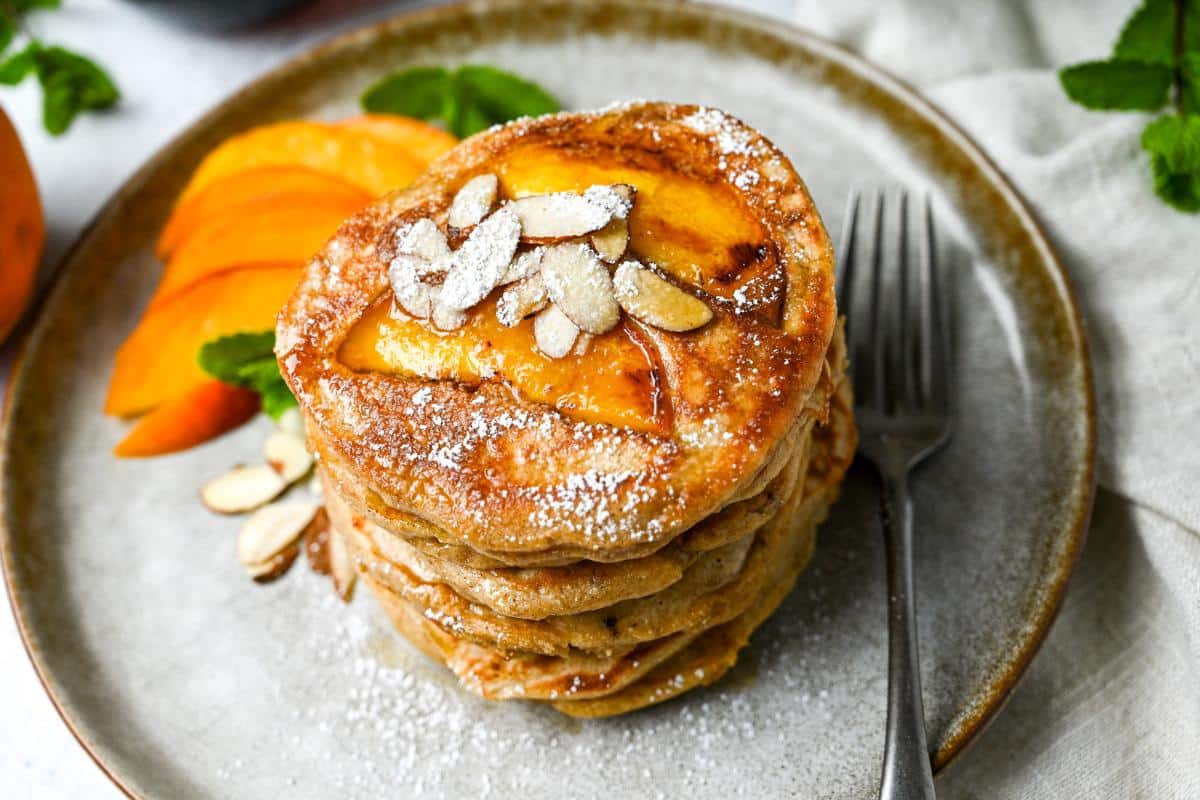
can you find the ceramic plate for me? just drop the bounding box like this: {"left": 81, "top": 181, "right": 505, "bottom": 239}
{"left": 1, "top": 2, "right": 1094, "bottom": 797}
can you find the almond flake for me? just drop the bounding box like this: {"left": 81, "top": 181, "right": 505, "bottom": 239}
{"left": 396, "top": 218, "right": 452, "bottom": 265}
{"left": 572, "top": 332, "right": 593, "bottom": 356}
{"left": 508, "top": 193, "right": 612, "bottom": 239}
{"left": 500, "top": 246, "right": 544, "bottom": 285}
{"left": 448, "top": 174, "right": 499, "bottom": 229}
{"left": 250, "top": 544, "right": 300, "bottom": 584}
{"left": 440, "top": 207, "right": 521, "bottom": 310}
{"left": 201, "top": 465, "right": 287, "bottom": 514}
{"left": 533, "top": 304, "right": 580, "bottom": 358}
{"left": 237, "top": 500, "right": 322, "bottom": 575}
{"left": 388, "top": 220, "right": 453, "bottom": 319}
{"left": 584, "top": 183, "right": 635, "bottom": 220}
{"left": 264, "top": 430, "right": 313, "bottom": 483}
{"left": 276, "top": 407, "right": 306, "bottom": 439}
{"left": 613, "top": 260, "right": 713, "bottom": 332}
{"left": 431, "top": 301, "right": 468, "bottom": 331}
{"left": 591, "top": 217, "right": 629, "bottom": 263}
{"left": 540, "top": 243, "right": 620, "bottom": 334}
{"left": 328, "top": 528, "right": 357, "bottom": 602}
{"left": 496, "top": 274, "right": 548, "bottom": 327}
{"left": 304, "top": 509, "right": 332, "bottom": 576}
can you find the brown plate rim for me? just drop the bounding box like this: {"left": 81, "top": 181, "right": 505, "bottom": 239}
{"left": 0, "top": 1, "right": 1096, "bottom": 796}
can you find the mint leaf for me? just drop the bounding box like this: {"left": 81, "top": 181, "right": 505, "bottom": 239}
{"left": 1114, "top": 0, "right": 1177, "bottom": 65}
{"left": 0, "top": 42, "right": 38, "bottom": 85}
{"left": 198, "top": 332, "right": 275, "bottom": 383}
{"left": 456, "top": 65, "right": 560, "bottom": 125}
{"left": 1059, "top": 59, "right": 1173, "bottom": 110}
{"left": 33, "top": 46, "right": 119, "bottom": 135}
{"left": 1141, "top": 115, "right": 1200, "bottom": 211}
{"left": 0, "top": 20, "right": 14, "bottom": 58}
{"left": 361, "top": 63, "right": 559, "bottom": 139}
{"left": 1187, "top": 0, "right": 1200, "bottom": 52}
{"left": 362, "top": 66, "right": 450, "bottom": 119}
{"left": 13, "top": 0, "right": 64, "bottom": 10}
{"left": 197, "top": 331, "right": 297, "bottom": 420}
{"left": 1184, "top": 53, "right": 1200, "bottom": 114}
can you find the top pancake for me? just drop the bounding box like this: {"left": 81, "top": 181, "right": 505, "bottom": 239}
{"left": 277, "top": 102, "right": 836, "bottom": 560}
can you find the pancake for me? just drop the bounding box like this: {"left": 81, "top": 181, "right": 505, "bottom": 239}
{"left": 347, "top": 387, "right": 853, "bottom": 706}
{"left": 277, "top": 102, "right": 838, "bottom": 563}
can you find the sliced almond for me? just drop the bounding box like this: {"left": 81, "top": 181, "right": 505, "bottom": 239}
{"left": 590, "top": 217, "right": 629, "bottom": 263}
{"left": 264, "top": 430, "right": 313, "bottom": 483}
{"left": 496, "top": 274, "right": 548, "bottom": 327}
{"left": 304, "top": 508, "right": 332, "bottom": 576}
{"left": 540, "top": 243, "right": 620, "bottom": 335}
{"left": 572, "top": 332, "right": 593, "bottom": 356}
{"left": 448, "top": 174, "right": 498, "bottom": 229}
{"left": 500, "top": 246, "right": 544, "bottom": 286}
{"left": 396, "top": 218, "right": 452, "bottom": 265}
{"left": 237, "top": 500, "right": 322, "bottom": 575}
{"left": 533, "top": 304, "right": 580, "bottom": 359}
{"left": 508, "top": 193, "right": 612, "bottom": 239}
{"left": 276, "top": 407, "right": 306, "bottom": 440}
{"left": 389, "top": 256, "right": 437, "bottom": 319}
{"left": 328, "top": 528, "right": 357, "bottom": 602}
{"left": 201, "top": 465, "right": 287, "bottom": 514}
{"left": 250, "top": 543, "right": 300, "bottom": 584}
{"left": 431, "top": 301, "right": 468, "bottom": 331}
{"left": 613, "top": 260, "right": 713, "bottom": 332}
{"left": 584, "top": 183, "right": 635, "bottom": 220}
{"left": 439, "top": 207, "right": 521, "bottom": 310}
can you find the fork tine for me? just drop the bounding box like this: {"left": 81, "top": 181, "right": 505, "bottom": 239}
{"left": 917, "top": 195, "right": 950, "bottom": 411}
{"left": 868, "top": 190, "right": 887, "bottom": 412}
{"left": 837, "top": 190, "right": 862, "bottom": 393}
{"left": 894, "top": 190, "right": 917, "bottom": 411}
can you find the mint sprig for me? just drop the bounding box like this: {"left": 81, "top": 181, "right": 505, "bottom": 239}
{"left": 0, "top": 1, "right": 119, "bottom": 136}
{"left": 198, "top": 332, "right": 298, "bottom": 420}
{"left": 1059, "top": 0, "right": 1200, "bottom": 211}
{"left": 361, "top": 64, "right": 559, "bottom": 138}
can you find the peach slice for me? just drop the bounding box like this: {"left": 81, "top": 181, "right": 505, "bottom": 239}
{"left": 337, "top": 114, "right": 458, "bottom": 165}
{"left": 339, "top": 296, "right": 668, "bottom": 435}
{"left": 106, "top": 264, "right": 302, "bottom": 418}
{"left": 157, "top": 166, "right": 370, "bottom": 259}
{"left": 113, "top": 380, "right": 260, "bottom": 457}
{"left": 177, "top": 121, "right": 428, "bottom": 202}
{"left": 150, "top": 198, "right": 359, "bottom": 306}
{"left": 0, "top": 108, "right": 44, "bottom": 344}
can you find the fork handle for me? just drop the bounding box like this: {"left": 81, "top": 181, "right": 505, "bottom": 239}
{"left": 878, "top": 472, "right": 936, "bottom": 800}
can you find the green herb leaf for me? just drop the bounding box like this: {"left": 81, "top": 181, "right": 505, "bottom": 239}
{"left": 1187, "top": 0, "right": 1200, "bottom": 52}
{"left": 197, "top": 331, "right": 297, "bottom": 420}
{"left": 361, "top": 66, "right": 451, "bottom": 119}
{"left": 1114, "top": 0, "right": 1177, "bottom": 65}
{"left": 1141, "top": 114, "right": 1200, "bottom": 210}
{"left": 32, "top": 45, "right": 119, "bottom": 135}
{"left": 1184, "top": 53, "right": 1200, "bottom": 113}
{"left": 13, "top": 0, "right": 64, "bottom": 10}
{"left": 0, "top": 42, "right": 38, "bottom": 85}
{"left": 1059, "top": 59, "right": 1174, "bottom": 110}
{"left": 456, "top": 65, "right": 560, "bottom": 125}
{"left": 361, "top": 63, "right": 559, "bottom": 139}
{"left": 0, "top": 19, "right": 14, "bottom": 59}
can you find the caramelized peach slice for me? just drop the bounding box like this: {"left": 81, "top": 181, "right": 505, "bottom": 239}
{"left": 0, "top": 108, "right": 43, "bottom": 344}
{"left": 496, "top": 144, "right": 780, "bottom": 313}
{"left": 106, "top": 265, "right": 302, "bottom": 418}
{"left": 177, "top": 121, "right": 428, "bottom": 202}
{"left": 339, "top": 297, "right": 668, "bottom": 435}
{"left": 338, "top": 115, "right": 458, "bottom": 165}
{"left": 113, "top": 380, "right": 260, "bottom": 457}
{"left": 157, "top": 166, "right": 370, "bottom": 259}
{"left": 150, "top": 199, "right": 360, "bottom": 306}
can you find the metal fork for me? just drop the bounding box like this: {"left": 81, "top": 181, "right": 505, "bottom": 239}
{"left": 838, "top": 189, "right": 953, "bottom": 800}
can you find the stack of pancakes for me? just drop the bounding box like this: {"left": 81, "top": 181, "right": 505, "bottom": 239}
{"left": 277, "top": 103, "right": 854, "bottom": 717}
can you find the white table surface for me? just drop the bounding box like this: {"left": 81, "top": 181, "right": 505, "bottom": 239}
{"left": 0, "top": 2, "right": 800, "bottom": 796}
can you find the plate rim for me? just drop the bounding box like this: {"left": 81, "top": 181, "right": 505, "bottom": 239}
{"left": 0, "top": 1, "right": 1097, "bottom": 796}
